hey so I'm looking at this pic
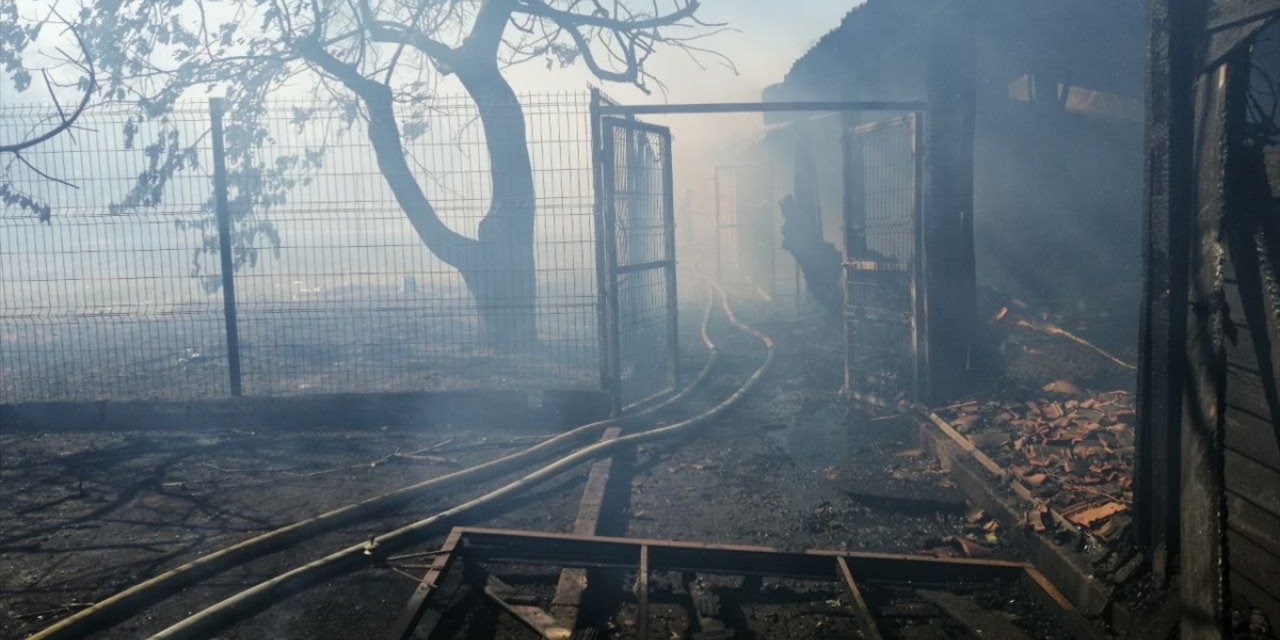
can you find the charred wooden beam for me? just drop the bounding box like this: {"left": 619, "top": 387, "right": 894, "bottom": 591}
{"left": 636, "top": 544, "right": 651, "bottom": 640}
{"left": 921, "top": 1, "right": 978, "bottom": 404}
{"left": 836, "top": 556, "right": 883, "bottom": 640}
{"left": 549, "top": 426, "right": 624, "bottom": 633}
{"left": 1179, "top": 55, "right": 1248, "bottom": 640}
{"left": 391, "top": 530, "right": 463, "bottom": 640}
{"left": 1137, "top": 0, "right": 1203, "bottom": 575}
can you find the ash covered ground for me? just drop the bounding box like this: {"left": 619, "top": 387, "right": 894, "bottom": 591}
{"left": 2, "top": 295, "right": 1080, "bottom": 639}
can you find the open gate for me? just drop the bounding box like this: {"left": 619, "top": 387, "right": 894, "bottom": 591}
{"left": 843, "top": 114, "right": 926, "bottom": 406}
{"left": 600, "top": 117, "right": 678, "bottom": 410}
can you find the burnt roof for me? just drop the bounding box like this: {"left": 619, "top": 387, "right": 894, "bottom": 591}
{"left": 778, "top": 0, "right": 1145, "bottom": 101}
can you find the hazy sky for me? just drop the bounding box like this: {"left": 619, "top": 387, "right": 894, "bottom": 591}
{"left": 3, "top": 0, "right": 859, "bottom": 105}
{"left": 505, "top": 0, "right": 859, "bottom": 103}
{"left": 503, "top": 0, "right": 862, "bottom": 186}
{"left": 4, "top": 0, "right": 864, "bottom": 215}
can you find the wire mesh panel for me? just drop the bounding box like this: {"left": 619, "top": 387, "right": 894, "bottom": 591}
{"left": 602, "top": 118, "right": 678, "bottom": 409}
{"left": 1, "top": 106, "right": 229, "bottom": 401}
{"left": 228, "top": 95, "right": 600, "bottom": 396}
{"left": 1, "top": 93, "right": 602, "bottom": 403}
{"left": 715, "top": 164, "right": 778, "bottom": 297}
{"left": 843, "top": 115, "right": 924, "bottom": 406}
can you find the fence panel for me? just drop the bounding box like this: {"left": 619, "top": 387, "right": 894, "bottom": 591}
{"left": 843, "top": 115, "right": 924, "bottom": 406}
{"left": 602, "top": 118, "right": 678, "bottom": 409}
{"left": 227, "top": 95, "right": 600, "bottom": 396}
{"left": 1, "top": 106, "right": 229, "bottom": 401}
{"left": 0, "top": 93, "right": 602, "bottom": 403}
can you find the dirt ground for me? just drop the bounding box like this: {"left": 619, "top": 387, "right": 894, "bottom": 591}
{"left": 2, "top": 294, "right": 1077, "bottom": 639}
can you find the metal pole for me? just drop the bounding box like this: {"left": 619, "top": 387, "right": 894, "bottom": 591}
{"left": 599, "top": 100, "right": 928, "bottom": 116}
{"left": 714, "top": 168, "right": 722, "bottom": 280}
{"left": 601, "top": 122, "right": 623, "bottom": 415}
{"left": 209, "top": 98, "right": 243, "bottom": 397}
{"left": 766, "top": 162, "right": 777, "bottom": 297}
{"left": 841, "top": 131, "right": 855, "bottom": 395}
{"left": 590, "top": 89, "right": 611, "bottom": 394}
{"left": 909, "top": 113, "right": 927, "bottom": 403}
{"left": 661, "top": 130, "right": 679, "bottom": 392}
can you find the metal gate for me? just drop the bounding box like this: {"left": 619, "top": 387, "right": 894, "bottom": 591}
{"left": 843, "top": 115, "right": 926, "bottom": 406}
{"left": 601, "top": 117, "right": 678, "bottom": 410}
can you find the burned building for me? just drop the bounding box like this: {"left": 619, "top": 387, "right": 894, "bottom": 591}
{"left": 762, "top": 0, "right": 1146, "bottom": 341}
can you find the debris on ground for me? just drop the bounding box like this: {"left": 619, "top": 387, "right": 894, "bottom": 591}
{"left": 933, "top": 384, "right": 1135, "bottom": 541}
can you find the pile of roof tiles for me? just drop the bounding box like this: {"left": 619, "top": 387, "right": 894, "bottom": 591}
{"left": 934, "top": 380, "right": 1136, "bottom": 542}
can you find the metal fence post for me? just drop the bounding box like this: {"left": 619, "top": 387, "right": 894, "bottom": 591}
{"left": 209, "top": 98, "right": 243, "bottom": 396}
{"left": 661, "top": 130, "right": 679, "bottom": 390}
{"left": 713, "top": 168, "right": 723, "bottom": 280}
{"left": 601, "top": 122, "right": 623, "bottom": 415}
{"left": 590, "top": 89, "right": 613, "bottom": 399}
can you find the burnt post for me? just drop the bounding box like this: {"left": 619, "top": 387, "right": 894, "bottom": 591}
{"left": 921, "top": 3, "right": 977, "bottom": 404}
{"left": 209, "top": 98, "right": 243, "bottom": 397}
{"left": 1135, "top": 0, "right": 1201, "bottom": 579}
{"left": 1179, "top": 57, "right": 1245, "bottom": 640}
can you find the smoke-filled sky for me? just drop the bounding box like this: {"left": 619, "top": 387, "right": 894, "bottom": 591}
{"left": 504, "top": 0, "right": 861, "bottom": 102}
{"left": 3, "top": 0, "right": 864, "bottom": 233}
{"left": 4, "top": 0, "right": 860, "bottom": 104}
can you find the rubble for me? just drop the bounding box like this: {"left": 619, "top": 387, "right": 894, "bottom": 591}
{"left": 932, "top": 384, "right": 1137, "bottom": 545}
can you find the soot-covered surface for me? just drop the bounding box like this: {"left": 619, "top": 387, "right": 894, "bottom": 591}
{"left": 1, "top": 295, "right": 1077, "bottom": 639}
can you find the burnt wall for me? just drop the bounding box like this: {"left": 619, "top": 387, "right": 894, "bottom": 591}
{"left": 973, "top": 100, "right": 1144, "bottom": 312}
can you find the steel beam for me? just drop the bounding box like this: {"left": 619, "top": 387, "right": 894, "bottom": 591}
{"left": 401, "top": 528, "right": 1090, "bottom": 639}
{"left": 598, "top": 101, "right": 927, "bottom": 117}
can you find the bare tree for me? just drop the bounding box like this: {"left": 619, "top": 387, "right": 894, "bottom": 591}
{"left": 0, "top": 8, "right": 96, "bottom": 221}
{"left": 58, "top": 0, "right": 726, "bottom": 349}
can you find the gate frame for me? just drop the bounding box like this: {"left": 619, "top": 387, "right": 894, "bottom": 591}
{"left": 597, "top": 114, "right": 679, "bottom": 413}
{"left": 590, "top": 97, "right": 975, "bottom": 410}
{"left": 842, "top": 113, "right": 927, "bottom": 406}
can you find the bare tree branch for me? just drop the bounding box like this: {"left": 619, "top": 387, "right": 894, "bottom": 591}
{"left": 0, "top": 18, "right": 96, "bottom": 154}
{"left": 513, "top": 0, "right": 700, "bottom": 32}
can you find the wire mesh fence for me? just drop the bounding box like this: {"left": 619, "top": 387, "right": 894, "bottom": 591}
{"left": 1, "top": 105, "right": 228, "bottom": 400}
{"left": 843, "top": 115, "right": 923, "bottom": 404}
{"left": 1, "top": 93, "right": 603, "bottom": 403}
{"left": 602, "top": 119, "right": 678, "bottom": 408}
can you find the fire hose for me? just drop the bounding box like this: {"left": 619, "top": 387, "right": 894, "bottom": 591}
{"left": 29, "top": 276, "right": 729, "bottom": 640}
{"left": 143, "top": 271, "right": 773, "bottom": 639}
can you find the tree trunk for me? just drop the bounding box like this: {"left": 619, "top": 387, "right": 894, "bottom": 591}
{"left": 454, "top": 62, "right": 538, "bottom": 352}
{"left": 308, "top": 48, "right": 538, "bottom": 352}
{"left": 780, "top": 193, "right": 842, "bottom": 318}
{"left": 302, "top": 18, "right": 540, "bottom": 353}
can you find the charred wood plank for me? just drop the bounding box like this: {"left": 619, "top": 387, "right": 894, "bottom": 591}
{"left": 836, "top": 556, "right": 883, "bottom": 640}
{"left": 550, "top": 426, "right": 624, "bottom": 633}
{"left": 391, "top": 529, "right": 463, "bottom": 640}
